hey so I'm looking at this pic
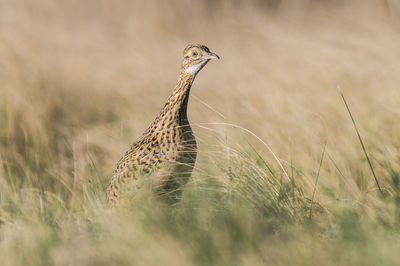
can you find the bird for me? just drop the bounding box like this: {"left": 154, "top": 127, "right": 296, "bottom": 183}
{"left": 106, "top": 44, "right": 220, "bottom": 207}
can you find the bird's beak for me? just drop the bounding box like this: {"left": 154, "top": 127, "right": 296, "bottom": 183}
{"left": 205, "top": 52, "right": 220, "bottom": 60}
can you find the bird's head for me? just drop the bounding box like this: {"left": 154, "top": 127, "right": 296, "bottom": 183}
{"left": 182, "top": 44, "right": 220, "bottom": 75}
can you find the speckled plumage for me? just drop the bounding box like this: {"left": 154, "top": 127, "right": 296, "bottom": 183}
{"left": 106, "top": 44, "right": 219, "bottom": 207}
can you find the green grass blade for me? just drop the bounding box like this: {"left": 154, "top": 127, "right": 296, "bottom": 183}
{"left": 309, "top": 141, "right": 326, "bottom": 219}
{"left": 340, "top": 90, "right": 383, "bottom": 195}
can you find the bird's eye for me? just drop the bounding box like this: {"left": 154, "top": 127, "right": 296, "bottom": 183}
{"left": 192, "top": 51, "right": 198, "bottom": 56}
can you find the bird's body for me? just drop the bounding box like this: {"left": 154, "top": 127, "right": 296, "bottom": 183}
{"left": 106, "top": 44, "right": 219, "bottom": 207}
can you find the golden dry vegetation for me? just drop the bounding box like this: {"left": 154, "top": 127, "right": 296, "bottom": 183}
{"left": 1, "top": 0, "right": 400, "bottom": 265}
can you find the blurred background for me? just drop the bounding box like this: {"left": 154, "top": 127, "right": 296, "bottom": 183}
{"left": 1, "top": 0, "right": 400, "bottom": 265}
{"left": 1, "top": 0, "right": 399, "bottom": 189}
{"left": 1, "top": 0, "right": 399, "bottom": 196}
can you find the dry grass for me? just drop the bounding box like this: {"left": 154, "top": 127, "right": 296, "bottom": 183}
{"left": 1, "top": 0, "right": 400, "bottom": 265}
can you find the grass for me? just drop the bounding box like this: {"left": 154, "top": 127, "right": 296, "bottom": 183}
{"left": 1, "top": 0, "right": 400, "bottom": 265}
{"left": 340, "top": 89, "right": 383, "bottom": 195}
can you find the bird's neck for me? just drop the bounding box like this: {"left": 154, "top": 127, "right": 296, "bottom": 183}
{"left": 168, "top": 71, "right": 196, "bottom": 121}
{"left": 148, "top": 71, "right": 195, "bottom": 132}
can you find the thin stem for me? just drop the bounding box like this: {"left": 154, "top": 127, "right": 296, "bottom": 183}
{"left": 339, "top": 89, "right": 383, "bottom": 195}
{"left": 309, "top": 141, "right": 326, "bottom": 219}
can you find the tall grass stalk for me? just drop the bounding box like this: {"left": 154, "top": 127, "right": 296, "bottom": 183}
{"left": 339, "top": 89, "right": 383, "bottom": 195}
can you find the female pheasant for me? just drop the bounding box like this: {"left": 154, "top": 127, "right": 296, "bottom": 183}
{"left": 106, "top": 44, "right": 219, "bottom": 207}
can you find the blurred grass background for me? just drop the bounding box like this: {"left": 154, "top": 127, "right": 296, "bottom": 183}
{"left": 1, "top": 0, "right": 400, "bottom": 265}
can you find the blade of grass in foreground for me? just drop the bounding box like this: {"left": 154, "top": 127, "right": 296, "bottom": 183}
{"left": 339, "top": 89, "right": 383, "bottom": 195}
{"left": 309, "top": 141, "right": 326, "bottom": 219}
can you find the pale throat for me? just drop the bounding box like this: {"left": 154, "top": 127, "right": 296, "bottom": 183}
{"left": 184, "top": 60, "right": 209, "bottom": 76}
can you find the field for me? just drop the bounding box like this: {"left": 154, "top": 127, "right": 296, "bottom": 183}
{"left": 1, "top": 0, "right": 400, "bottom": 265}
